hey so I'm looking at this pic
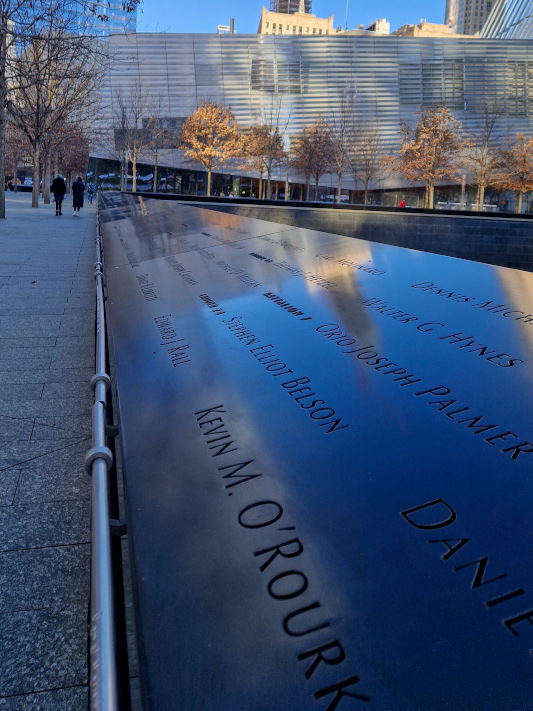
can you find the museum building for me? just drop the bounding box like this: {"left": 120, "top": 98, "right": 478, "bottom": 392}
{"left": 90, "top": 31, "right": 533, "bottom": 203}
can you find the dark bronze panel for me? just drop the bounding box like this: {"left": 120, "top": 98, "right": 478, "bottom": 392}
{"left": 100, "top": 193, "right": 533, "bottom": 710}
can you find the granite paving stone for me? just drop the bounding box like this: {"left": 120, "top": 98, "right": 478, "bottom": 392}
{"left": 0, "top": 399, "right": 92, "bottom": 419}
{"left": 0, "top": 368, "right": 93, "bottom": 385}
{"left": 14, "top": 465, "right": 90, "bottom": 504}
{"left": 0, "top": 686, "right": 88, "bottom": 710}
{"left": 0, "top": 438, "right": 90, "bottom": 472}
{"left": 0, "top": 544, "right": 90, "bottom": 613}
{"left": 0, "top": 307, "right": 65, "bottom": 316}
{"left": 29, "top": 424, "right": 86, "bottom": 441}
{"left": 0, "top": 470, "right": 21, "bottom": 507}
{"left": 41, "top": 382, "right": 92, "bottom": 400}
{"left": 0, "top": 347, "right": 56, "bottom": 358}
{"left": 0, "top": 610, "right": 88, "bottom": 696}
{"left": 0, "top": 359, "right": 52, "bottom": 371}
{"left": 0, "top": 418, "right": 34, "bottom": 441}
{"left": 0, "top": 500, "right": 89, "bottom": 551}
{"left": 1, "top": 385, "right": 43, "bottom": 401}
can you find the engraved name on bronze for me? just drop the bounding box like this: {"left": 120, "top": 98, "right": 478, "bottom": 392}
{"left": 154, "top": 315, "right": 190, "bottom": 367}
{"left": 194, "top": 405, "right": 370, "bottom": 708}
{"left": 402, "top": 498, "right": 533, "bottom": 659}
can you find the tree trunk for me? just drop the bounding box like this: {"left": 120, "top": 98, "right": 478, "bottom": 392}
{"left": 153, "top": 155, "right": 158, "bottom": 193}
{"left": 364, "top": 179, "right": 369, "bottom": 206}
{"left": 206, "top": 169, "right": 211, "bottom": 197}
{"left": 31, "top": 142, "right": 40, "bottom": 208}
{"left": 285, "top": 164, "right": 289, "bottom": 201}
{"left": 428, "top": 183, "right": 435, "bottom": 210}
{"left": 0, "top": 20, "right": 6, "bottom": 219}
{"left": 315, "top": 176, "right": 319, "bottom": 202}
{"left": 337, "top": 174, "right": 342, "bottom": 204}
{"left": 478, "top": 185, "right": 485, "bottom": 212}
{"left": 132, "top": 154, "right": 137, "bottom": 192}
{"left": 517, "top": 191, "right": 523, "bottom": 215}
{"left": 305, "top": 177, "right": 310, "bottom": 201}
{"left": 13, "top": 164, "right": 18, "bottom": 192}
{"left": 43, "top": 143, "right": 52, "bottom": 204}
{"left": 267, "top": 169, "right": 271, "bottom": 200}
{"left": 259, "top": 174, "right": 263, "bottom": 200}
{"left": 275, "top": 183, "right": 279, "bottom": 199}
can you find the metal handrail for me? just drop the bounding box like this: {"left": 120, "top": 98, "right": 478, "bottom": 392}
{"left": 86, "top": 209, "right": 117, "bottom": 711}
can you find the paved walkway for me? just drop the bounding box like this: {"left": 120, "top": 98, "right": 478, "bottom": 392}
{"left": 0, "top": 192, "right": 95, "bottom": 709}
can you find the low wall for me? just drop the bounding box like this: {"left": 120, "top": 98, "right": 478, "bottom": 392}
{"left": 198, "top": 202, "right": 533, "bottom": 273}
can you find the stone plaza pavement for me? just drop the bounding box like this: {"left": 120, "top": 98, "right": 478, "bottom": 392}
{"left": 0, "top": 192, "right": 95, "bottom": 709}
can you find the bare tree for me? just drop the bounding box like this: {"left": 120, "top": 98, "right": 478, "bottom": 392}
{"left": 291, "top": 118, "right": 334, "bottom": 201}
{"left": 0, "top": 0, "right": 139, "bottom": 217}
{"left": 349, "top": 119, "right": 386, "bottom": 205}
{"left": 464, "top": 103, "right": 506, "bottom": 210}
{"left": 144, "top": 97, "right": 175, "bottom": 193}
{"left": 179, "top": 100, "right": 242, "bottom": 197}
{"left": 0, "top": 0, "right": 60, "bottom": 215}
{"left": 5, "top": 121, "right": 31, "bottom": 190}
{"left": 326, "top": 91, "right": 355, "bottom": 203}
{"left": 53, "top": 123, "right": 90, "bottom": 190}
{"left": 383, "top": 105, "right": 468, "bottom": 210}
{"left": 247, "top": 98, "right": 289, "bottom": 199}
{"left": 8, "top": 15, "right": 104, "bottom": 207}
{"left": 113, "top": 83, "right": 154, "bottom": 193}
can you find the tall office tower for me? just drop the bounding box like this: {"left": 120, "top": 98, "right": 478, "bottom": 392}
{"left": 63, "top": 0, "right": 137, "bottom": 36}
{"left": 270, "top": 0, "right": 312, "bottom": 14}
{"left": 444, "top": 0, "right": 493, "bottom": 33}
{"left": 480, "top": 0, "right": 533, "bottom": 38}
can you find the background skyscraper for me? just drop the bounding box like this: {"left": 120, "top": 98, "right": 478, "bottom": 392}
{"left": 445, "top": 0, "right": 493, "bottom": 33}
{"left": 269, "top": 0, "right": 312, "bottom": 14}
{"left": 67, "top": 0, "right": 137, "bottom": 36}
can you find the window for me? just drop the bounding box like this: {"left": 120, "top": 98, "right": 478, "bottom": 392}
{"left": 422, "top": 63, "right": 444, "bottom": 105}
{"left": 325, "top": 29, "right": 329, "bottom": 34}
{"left": 444, "top": 59, "right": 464, "bottom": 109}
{"left": 286, "top": 24, "right": 289, "bottom": 29}
{"left": 399, "top": 63, "right": 422, "bottom": 105}
{"left": 306, "top": 26, "right": 309, "bottom": 32}
{"left": 508, "top": 61, "right": 528, "bottom": 117}
{"left": 251, "top": 58, "right": 309, "bottom": 94}
{"left": 319, "top": 28, "right": 322, "bottom": 34}
{"left": 250, "top": 59, "right": 275, "bottom": 92}
{"left": 299, "top": 26, "right": 302, "bottom": 33}
{"left": 266, "top": 22, "right": 269, "bottom": 27}
{"left": 312, "top": 28, "right": 316, "bottom": 33}
{"left": 279, "top": 24, "right": 282, "bottom": 29}
{"left": 293, "top": 25, "right": 296, "bottom": 30}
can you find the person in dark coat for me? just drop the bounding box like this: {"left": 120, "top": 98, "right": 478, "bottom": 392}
{"left": 72, "top": 176, "right": 85, "bottom": 216}
{"left": 51, "top": 174, "right": 66, "bottom": 216}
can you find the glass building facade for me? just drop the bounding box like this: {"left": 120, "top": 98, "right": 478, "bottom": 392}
{"left": 67, "top": 0, "right": 137, "bottom": 37}
{"left": 91, "top": 32, "right": 533, "bottom": 196}
{"left": 480, "top": 0, "right": 533, "bottom": 38}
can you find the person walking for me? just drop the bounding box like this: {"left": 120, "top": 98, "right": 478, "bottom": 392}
{"left": 87, "top": 182, "right": 95, "bottom": 204}
{"left": 51, "top": 174, "right": 67, "bottom": 216}
{"left": 72, "top": 176, "right": 85, "bottom": 216}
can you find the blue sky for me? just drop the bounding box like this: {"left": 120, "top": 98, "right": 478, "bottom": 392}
{"left": 137, "top": 0, "right": 444, "bottom": 35}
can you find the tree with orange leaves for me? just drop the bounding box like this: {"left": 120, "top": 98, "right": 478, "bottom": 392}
{"left": 494, "top": 134, "right": 533, "bottom": 214}
{"left": 179, "top": 101, "right": 242, "bottom": 197}
{"left": 383, "top": 105, "right": 468, "bottom": 209}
